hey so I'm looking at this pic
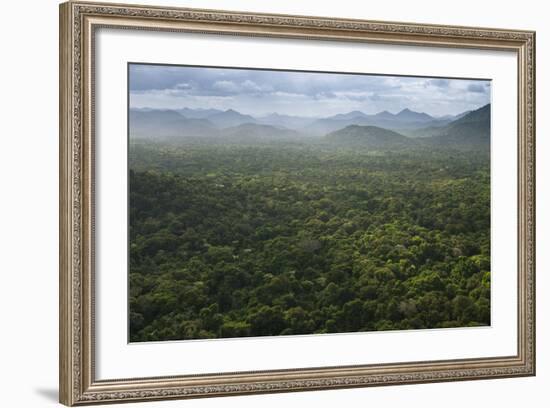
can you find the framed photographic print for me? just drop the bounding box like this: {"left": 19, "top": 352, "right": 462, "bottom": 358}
{"left": 59, "top": 1, "right": 536, "bottom": 405}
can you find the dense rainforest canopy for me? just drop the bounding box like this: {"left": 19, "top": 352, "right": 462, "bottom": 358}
{"left": 128, "top": 140, "right": 490, "bottom": 342}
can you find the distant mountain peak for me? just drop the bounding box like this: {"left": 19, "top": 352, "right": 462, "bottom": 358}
{"left": 176, "top": 107, "right": 223, "bottom": 119}
{"left": 206, "top": 108, "right": 257, "bottom": 128}
{"left": 397, "top": 108, "right": 422, "bottom": 115}
{"left": 450, "top": 103, "right": 490, "bottom": 125}
{"left": 423, "top": 103, "right": 490, "bottom": 148}
{"left": 373, "top": 110, "right": 395, "bottom": 118}
{"left": 395, "top": 108, "right": 434, "bottom": 122}
{"left": 328, "top": 110, "right": 368, "bottom": 121}
{"left": 129, "top": 109, "right": 218, "bottom": 140}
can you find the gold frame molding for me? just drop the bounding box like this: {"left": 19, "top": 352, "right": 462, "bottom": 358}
{"left": 59, "top": 1, "right": 536, "bottom": 405}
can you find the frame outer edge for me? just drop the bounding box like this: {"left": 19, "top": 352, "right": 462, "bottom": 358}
{"left": 532, "top": 31, "right": 536, "bottom": 376}
{"left": 528, "top": 30, "right": 536, "bottom": 375}
{"left": 60, "top": 1, "right": 536, "bottom": 405}
{"left": 60, "top": 1, "right": 76, "bottom": 406}
{"left": 518, "top": 30, "right": 536, "bottom": 376}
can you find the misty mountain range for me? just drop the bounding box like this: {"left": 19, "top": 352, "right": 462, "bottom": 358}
{"left": 130, "top": 104, "right": 490, "bottom": 149}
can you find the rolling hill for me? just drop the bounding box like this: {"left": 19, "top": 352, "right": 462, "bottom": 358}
{"left": 257, "top": 113, "right": 316, "bottom": 130}
{"left": 222, "top": 123, "right": 303, "bottom": 143}
{"left": 304, "top": 108, "right": 449, "bottom": 135}
{"left": 424, "top": 104, "right": 490, "bottom": 148}
{"left": 325, "top": 125, "right": 415, "bottom": 149}
{"left": 176, "top": 107, "right": 223, "bottom": 119}
{"left": 129, "top": 109, "right": 218, "bottom": 140}
{"left": 130, "top": 110, "right": 304, "bottom": 144}
{"left": 206, "top": 109, "right": 257, "bottom": 128}
{"left": 129, "top": 105, "right": 490, "bottom": 149}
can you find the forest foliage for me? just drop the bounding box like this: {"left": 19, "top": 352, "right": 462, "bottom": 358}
{"left": 128, "top": 140, "right": 490, "bottom": 342}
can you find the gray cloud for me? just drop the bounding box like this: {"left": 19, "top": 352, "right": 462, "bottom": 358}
{"left": 428, "top": 78, "right": 450, "bottom": 88}
{"left": 129, "top": 64, "right": 491, "bottom": 117}
{"left": 467, "top": 83, "right": 489, "bottom": 93}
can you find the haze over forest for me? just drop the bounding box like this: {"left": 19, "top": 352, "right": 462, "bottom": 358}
{"left": 130, "top": 103, "right": 490, "bottom": 150}
{"left": 128, "top": 65, "right": 492, "bottom": 342}
{"left": 129, "top": 64, "right": 491, "bottom": 149}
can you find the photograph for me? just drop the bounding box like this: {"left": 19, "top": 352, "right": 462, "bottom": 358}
{"left": 128, "top": 64, "right": 492, "bottom": 342}
{"left": 57, "top": 2, "right": 536, "bottom": 405}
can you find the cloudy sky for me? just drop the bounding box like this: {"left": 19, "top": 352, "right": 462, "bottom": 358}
{"left": 129, "top": 64, "right": 491, "bottom": 118}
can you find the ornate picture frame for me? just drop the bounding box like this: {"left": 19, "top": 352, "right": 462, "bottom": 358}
{"left": 59, "top": 1, "right": 535, "bottom": 405}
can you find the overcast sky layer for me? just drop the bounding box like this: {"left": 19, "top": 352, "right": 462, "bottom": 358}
{"left": 129, "top": 64, "right": 491, "bottom": 118}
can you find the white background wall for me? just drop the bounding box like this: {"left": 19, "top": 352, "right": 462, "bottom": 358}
{"left": 0, "top": 0, "right": 546, "bottom": 406}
